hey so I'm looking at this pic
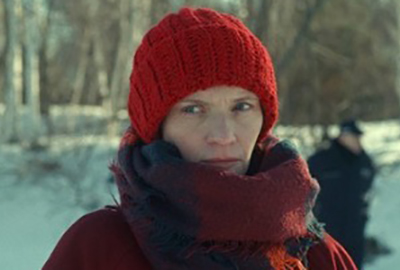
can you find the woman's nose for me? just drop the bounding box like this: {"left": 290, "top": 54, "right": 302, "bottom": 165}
{"left": 205, "top": 115, "right": 236, "bottom": 146}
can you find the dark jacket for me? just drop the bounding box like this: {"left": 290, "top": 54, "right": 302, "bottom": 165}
{"left": 307, "top": 139, "right": 375, "bottom": 268}
{"left": 42, "top": 207, "right": 357, "bottom": 270}
{"left": 308, "top": 139, "right": 375, "bottom": 226}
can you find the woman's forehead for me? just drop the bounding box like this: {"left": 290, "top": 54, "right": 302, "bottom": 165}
{"left": 180, "top": 86, "right": 259, "bottom": 102}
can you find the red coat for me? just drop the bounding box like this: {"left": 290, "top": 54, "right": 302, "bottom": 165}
{"left": 42, "top": 207, "right": 357, "bottom": 270}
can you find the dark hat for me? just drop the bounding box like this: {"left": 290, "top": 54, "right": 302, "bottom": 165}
{"left": 339, "top": 120, "right": 363, "bottom": 136}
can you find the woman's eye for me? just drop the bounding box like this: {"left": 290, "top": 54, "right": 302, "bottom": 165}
{"left": 182, "top": 105, "right": 202, "bottom": 114}
{"left": 234, "top": 102, "right": 252, "bottom": 111}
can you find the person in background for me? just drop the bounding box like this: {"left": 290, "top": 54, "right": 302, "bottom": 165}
{"left": 308, "top": 120, "right": 376, "bottom": 269}
{"left": 43, "top": 7, "right": 357, "bottom": 270}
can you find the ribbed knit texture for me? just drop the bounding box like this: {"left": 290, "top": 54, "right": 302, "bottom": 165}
{"left": 128, "top": 7, "right": 278, "bottom": 143}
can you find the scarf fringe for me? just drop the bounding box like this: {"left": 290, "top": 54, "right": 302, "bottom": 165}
{"left": 266, "top": 245, "right": 306, "bottom": 270}
{"left": 149, "top": 218, "right": 309, "bottom": 269}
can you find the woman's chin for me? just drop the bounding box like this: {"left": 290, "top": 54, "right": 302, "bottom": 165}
{"left": 202, "top": 162, "right": 246, "bottom": 175}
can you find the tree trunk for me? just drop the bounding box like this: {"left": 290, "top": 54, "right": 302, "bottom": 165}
{"left": 109, "top": 0, "right": 135, "bottom": 125}
{"left": 93, "top": 31, "right": 110, "bottom": 109}
{"left": 22, "top": 0, "right": 42, "bottom": 146}
{"left": 253, "top": 0, "right": 272, "bottom": 42}
{"left": 276, "top": 0, "right": 329, "bottom": 78}
{"left": 149, "top": 0, "right": 170, "bottom": 26}
{"left": 70, "top": 27, "right": 91, "bottom": 105}
{"left": 39, "top": 47, "right": 49, "bottom": 117}
{"left": 2, "top": 0, "right": 20, "bottom": 143}
{"left": 244, "top": 0, "right": 255, "bottom": 30}
{"left": 38, "top": 0, "right": 56, "bottom": 139}
{"left": 397, "top": 1, "right": 400, "bottom": 126}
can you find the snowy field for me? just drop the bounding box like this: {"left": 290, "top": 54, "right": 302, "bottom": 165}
{"left": 0, "top": 112, "right": 399, "bottom": 269}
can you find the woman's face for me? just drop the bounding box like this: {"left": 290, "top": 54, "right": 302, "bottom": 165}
{"left": 162, "top": 86, "right": 263, "bottom": 175}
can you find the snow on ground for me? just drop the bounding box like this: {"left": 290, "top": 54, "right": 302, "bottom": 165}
{"left": 0, "top": 136, "right": 120, "bottom": 270}
{"left": 361, "top": 121, "right": 400, "bottom": 269}
{"left": 365, "top": 165, "right": 400, "bottom": 269}
{"left": 0, "top": 117, "right": 399, "bottom": 270}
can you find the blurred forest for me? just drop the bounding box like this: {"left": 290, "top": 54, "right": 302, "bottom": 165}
{"left": 1, "top": 0, "right": 400, "bottom": 147}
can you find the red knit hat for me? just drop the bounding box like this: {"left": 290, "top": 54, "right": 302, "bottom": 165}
{"left": 128, "top": 7, "right": 278, "bottom": 143}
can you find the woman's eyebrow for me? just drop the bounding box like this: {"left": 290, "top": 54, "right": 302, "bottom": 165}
{"left": 234, "top": 96, "right": 259, "bottom": 102}
{"left": 179, "top": 99, "right": 208, "bottom": 105}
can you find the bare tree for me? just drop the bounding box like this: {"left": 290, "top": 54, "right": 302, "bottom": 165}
{"left": 2, "top": 0, "right": 20, "bottom": 143}
{"left": 38, "top": 0, "right": 56, "bottom": 138}
{"left": 21, "top": 0, "right": 42, "bottom": 146}
{"left": 395, "top": 0, "right": 400, "bottom": 122}
{"left": 106, "top": 0, "right": 136, "bottom": 136}
{"left": 253, "top": 0, "right": 272, "bottom": 42}
{"left": 276, "top": 0, "right": 330, "bottom": 77}
{"left": 70, "top": 2, "right": 95, "bottom": 106}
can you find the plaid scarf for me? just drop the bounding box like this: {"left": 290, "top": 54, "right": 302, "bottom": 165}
{"left": 112, "top": 130, "right": 324, "bottom": 270}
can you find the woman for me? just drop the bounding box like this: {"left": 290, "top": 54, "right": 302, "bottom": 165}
{"left": 43, "top": 7, "right": 357, "bottom": 270}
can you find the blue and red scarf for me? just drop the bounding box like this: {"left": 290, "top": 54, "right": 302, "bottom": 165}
{"left": 112, "top": 129, "right": 324, "bottom": 269}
